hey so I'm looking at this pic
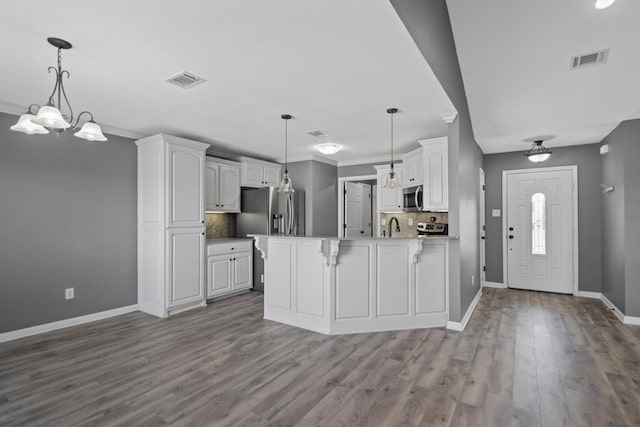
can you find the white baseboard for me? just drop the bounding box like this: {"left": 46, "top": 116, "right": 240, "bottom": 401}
{"left": 577, "top": 291, "right": 601, "bottom": 299}
{"left": 599, "top": 294, "right": 640, "bottom": 326}
{"left": 447, "top": 288, "right": 482, "bottom": 332}
{"left": 0, "top": 305, "right": 139, "bottom": 344}
{"left": 483, "top": 281, "right": 505, "bottom": 289}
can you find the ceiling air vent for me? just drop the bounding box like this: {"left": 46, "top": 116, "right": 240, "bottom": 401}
{"left": 570, "top": 49, "right": 609, "bottom": 70}
{"left": 306, "top": 130, "right": 328, "bottom": 138}
{"left": 164, "top": 71, "right": 206, "bottom": 89}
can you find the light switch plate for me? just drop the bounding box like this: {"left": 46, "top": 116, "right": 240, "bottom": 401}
{"left": 492, "top": 209, "right": 501, "bottom": 217}
{"left": 65, "top": 288, "right": 74, "bottom": 300}
{"left": 381, "top": 218, "right": 387, "bottom": 226}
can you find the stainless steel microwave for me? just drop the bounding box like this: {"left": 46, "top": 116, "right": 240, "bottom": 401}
{"left": 402, "top": 185, "right": 423, "bottom": 212}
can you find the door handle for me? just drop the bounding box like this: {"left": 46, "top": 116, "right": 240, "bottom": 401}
{"left": 508, "top": 235, "right": 514, "bottom": 239}
{"left": 481, "top": 236, "right": 485, "bottom": 240}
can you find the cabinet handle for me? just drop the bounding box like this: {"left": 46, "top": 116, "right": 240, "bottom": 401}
{"left": 221, "top": 204, "right": 224, "bottom": 207}
{"left": 201, "top": 232, "right": 205, "bottom": 235}
{"left": 201, "top": 220, "right": 204, "bottom": 224}
{"left": 216, "top": 204, "right": 219, "bottom": 207}
{"left": 231, "top": 247, "right": 234, "bottom": 250}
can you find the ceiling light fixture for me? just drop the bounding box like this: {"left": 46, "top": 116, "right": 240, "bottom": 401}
{"left": 386, "top": 108, "right": 399, "bottom": 189}
{"left": 317, "top": 143, "right": 341, "bottom": 155}
{"left": 524, "top": 140, "right": 552, "bottom": 162}
{"left": 278, "top": 114, "right": 295, "bottom": 194}
{"left": 10, "top": 37, "right": 107, "bottom": 141}
{"left": 595, "top": 0, "right": 616, "bottom": 9}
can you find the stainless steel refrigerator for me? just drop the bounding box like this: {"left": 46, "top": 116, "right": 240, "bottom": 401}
{"left": 236, "top": 187, "right": 305, "bottom": 292}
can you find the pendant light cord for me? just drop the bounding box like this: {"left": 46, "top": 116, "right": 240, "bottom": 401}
{"left": 284, "top": 117, "right": 288, "bottom": 174}
{"left": 390, "top": 111, "right": 394, "bottom": 171}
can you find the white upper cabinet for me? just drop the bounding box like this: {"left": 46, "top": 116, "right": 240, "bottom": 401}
{"left": 167, "top": 143, "right": 205, "bottom": 228}
{"left": 420, "top": 137, "right": 449, "bottom": 211}
{"left": 205, "top": 159, "right": 241, "bottom": 212}
{"left": 375, "top": 166, "right": 403, "bottom": 212}
{"left": 401, "top": 148, "right": 424, "bottom": 186}
{"left": 238, "top": 157, "right": 282, "bottom": 188}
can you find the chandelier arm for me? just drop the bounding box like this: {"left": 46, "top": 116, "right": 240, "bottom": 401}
{"left": 27, "top": 104, "right": 42, "bottom": 115}
{"left": 70, "top": 111, "right": 94, "bottom": 130}
{"left": 58, "top": 70, "right": 74, "bottom": 124}
{"left": 46, "top": 66, "right": 60, "bottom": 106}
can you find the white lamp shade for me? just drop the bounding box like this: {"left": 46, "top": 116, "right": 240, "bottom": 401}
{"left": 74, "top": 121, "right": 107, "bottom": 141}
{"left": 595, "top": 0, "right": 616, "bottom": 9}
{"left": 317, "top": 143, "right": 342, "bottom": 155}
{"left": 527, "top": 153, "right": 551, "bottom": 163}
{"left": 33, "top": 105, "right": 70, "bottom": 129}
{"left": 10, "top": 113, "right": 49, "bottom": 135}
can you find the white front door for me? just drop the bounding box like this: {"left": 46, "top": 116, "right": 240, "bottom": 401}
{"left": 345, "top": 182, "right": 364, "bottom": 238}
{"left": 505, "top": 168, "right": 575, "bottom": 294}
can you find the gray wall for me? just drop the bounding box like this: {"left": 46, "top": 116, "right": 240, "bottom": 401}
{"left": 391, "top": 0, "right": 483, "bottom": 322}
{"left": 0, "top": 112, "right": 137, "bottom": 333}
{"left": 483, "top": 144, "right": 603, "bottom": 292}
{"left": 600, "top": 119, "right": 640, "bottom": 316}
{"left": 287, "top": 160, "right": 338, "bottom": 237}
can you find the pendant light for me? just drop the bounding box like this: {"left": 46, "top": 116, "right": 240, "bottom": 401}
{"left": 10, "top": 37, "right": 107, "bottom": 141}
{"left": 386, "top": 108, "right": 399, "bottom": 189}
{"left": 278, "top": 114, "right": 295, "bottom": 193}
{"left": 524, "top": 140, "right": 552, "bottom": 162}
{"left": 595, "top": 0, "right": 616, "bottom": 9}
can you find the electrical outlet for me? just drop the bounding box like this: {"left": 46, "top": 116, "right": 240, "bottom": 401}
{"left": 471, "top": 275, "right": 475, "bottom": 286}
{"left": 65, "top": 288, "right": 74, "bottom": 300}
{"left": 408, "top": 218, "right": 414, "bottom": 226}
{"left": 260, "top": 274, "right": 264, "bottom": 283}
{"left": 381, "top": 218, "right": 387, "bottom": 226}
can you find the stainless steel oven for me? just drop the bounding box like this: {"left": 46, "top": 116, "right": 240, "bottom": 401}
{"left": 402, "top": 185, "right": 423, "bottom": 212}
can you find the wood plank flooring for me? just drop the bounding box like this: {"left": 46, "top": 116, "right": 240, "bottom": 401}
{"left": 2, "top": 288, "right": 640, "bottom": 426}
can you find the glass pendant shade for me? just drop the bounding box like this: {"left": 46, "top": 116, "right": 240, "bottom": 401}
{"left": 387, "top": 170, "right": 397, "bottom": 189}
{"left": 74, "top": 121, "right": 107, "bottom": 141}
{"left": 524, "top": 140, "right": 552, "bottom": 163}
{"left": 10, "top": 113, "right": 49, "bottom": 135}
{"left": 278, "top": 172, "right": 295, "bottom": 193}
{"left": 33, "top": 105, "right": 70, "bottom": 129}
{"left": 317, "top": 143, "right": 341, "bottom": 155}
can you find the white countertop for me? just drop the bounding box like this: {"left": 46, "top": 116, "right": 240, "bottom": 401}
{"left": 206, "top": 237, "right": 254, "bottom": 244}
{"left": 248, "top": 234, "right": 458, "bottom": 241}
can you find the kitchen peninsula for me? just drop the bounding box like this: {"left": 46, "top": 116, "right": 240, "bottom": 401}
{"left": 251, "top": 234, "right": 454, "bottom": 335}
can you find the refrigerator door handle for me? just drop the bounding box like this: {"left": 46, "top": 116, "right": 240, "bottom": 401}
{"left": 288, "top": 195, "right": 294, "bottom": 235}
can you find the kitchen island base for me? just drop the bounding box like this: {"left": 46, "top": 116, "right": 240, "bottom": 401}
{"left": 252, "top": 236, "right": 449, "bottom": 335}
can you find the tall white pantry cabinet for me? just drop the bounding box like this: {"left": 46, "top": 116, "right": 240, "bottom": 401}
{"left": 136, "top": 134, "right": 210, "bottom": 317}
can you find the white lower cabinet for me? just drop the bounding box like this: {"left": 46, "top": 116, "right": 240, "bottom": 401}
{"left": 207, "top": 240, "right": 253, "bottom": 298}
{"left": 167, "top": 228, "right": 206, "bottom": 309}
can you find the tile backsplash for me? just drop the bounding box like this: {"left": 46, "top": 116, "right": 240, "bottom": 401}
{"left": 206, "top": 213, "right": 236, "bottom": 239}
{"left": 379, "top": 212, "right": 448, "bottom": 238}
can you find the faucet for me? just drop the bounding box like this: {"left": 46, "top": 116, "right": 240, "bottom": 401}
{"left": 388, "top": 217, "right": 400, "bottom": 238}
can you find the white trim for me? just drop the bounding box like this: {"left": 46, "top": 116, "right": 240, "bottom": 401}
{"left": 0, "top": 305, "right": 139, "bottom": 343}
{"left": 600, "top": 293, "right": 625, "bottom": 323}
{"left": 577, "top": 291, "right": 601, "bottom": 299}
{"left": 337, "top": 155, "right": 400, "bottom": 167}
{"left": 502, "top": 166, "right": 579, "bottom": 296}
{"left": 483, "top": 281, "right": 505, "bottom": 289}
{"left": 337, "top": 175, "right": 377, "bottom": 238}
{"left": 625, "top": 316, "right": 640, "bottom": 326}
{"left": 277, "top": 154, "right": 338, "bottom": 167}
{"left": 446, "top": 288, "right": 482, "bottom": 332}
{"left": 441, "top": 113, "right": 458, "bottom": 124}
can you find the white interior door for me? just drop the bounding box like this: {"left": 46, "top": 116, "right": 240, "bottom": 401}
{"left": 505, "top": 168, "right": 574, "bottom": 294}
{"left": 345, "top": 182, "right": 364, "bottom": 238}
{"left": 480, "top": 169, "right": 486, "bottom": 286}
{"left": 372, "top": 185, "right": 378, "bottom": 237}
{"left": 361, "top": 184, "right": 372, "bottom": 237}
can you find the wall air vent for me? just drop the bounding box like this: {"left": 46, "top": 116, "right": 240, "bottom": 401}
{"left": 570, "top": 49, "right": 609, "bottom": 70}
{"left": 306, "top": 130, "right": 328, "bottom": 138}
{"left": 164, "top": 71, "right": 206, "bottom": 89}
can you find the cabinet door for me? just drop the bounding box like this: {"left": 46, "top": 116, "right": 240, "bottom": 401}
{"left": 232, "top": 252, "right": 253, "bottom": 290}
{"left": 167, "top": 146, "right": 205, "bottom": 227}
{"left": 377, "top": 168, "right": 403, "bottom": 212}
{"left": 219, "top": 165, "right": 241, "bottom": 212}
{"left": 205, "top": 163, "right": 220, "bottom": 211}
{"left": 167, "top": 228, "right": 205, "bottom": 308}
{"left": 423, "top": 142, "right": 448, "bottom": 211}
{"left": 243, "top": 161, "right": 264, "bottom": 187}
{"left": 263, "top": 165, "right": 281, "bottom": 187}
{"left": 207, "top": 254, "right": 232, "bottom": 298}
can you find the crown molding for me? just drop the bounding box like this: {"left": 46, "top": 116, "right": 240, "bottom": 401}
{"left": 441, "top": 113, "right": 458, "bottom": 124}
{"left": 337, "top": 155, "right": 399, "bottom": 167}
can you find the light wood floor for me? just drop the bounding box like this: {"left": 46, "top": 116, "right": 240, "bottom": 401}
{"left": 2, "top": 288, "right": 640, "bottom": 426}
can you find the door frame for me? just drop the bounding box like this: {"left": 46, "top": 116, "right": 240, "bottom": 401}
{"left": 479, "top": 168, "right": 486, "bottom": 287}
{"left": 338, "top": 174, "right": 377, "bottom": 238}
{"left": 501, "top": 165, "right": 579, "bottom": 295}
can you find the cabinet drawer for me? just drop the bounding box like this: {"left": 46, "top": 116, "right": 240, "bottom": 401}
{"left": 207, "top": 240, "right": 253, "bottom": 256}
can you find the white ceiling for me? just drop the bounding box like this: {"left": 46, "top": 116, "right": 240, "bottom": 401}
{"left": 0, "top": 0, "right": 455, "bottom": 164}
{"left": 446, "top": 0, "right": 640, "bottom": 154}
